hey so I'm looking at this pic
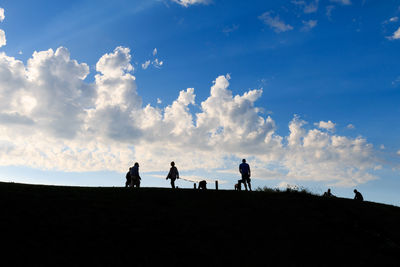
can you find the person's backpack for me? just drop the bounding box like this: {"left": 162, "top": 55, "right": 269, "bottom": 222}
{"left": 126, "top": 172, "right": 131, "bottom": 180}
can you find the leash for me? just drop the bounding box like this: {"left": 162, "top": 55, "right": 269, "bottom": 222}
{"left": 178, "top": 177, "right": 215, "bottom": 183}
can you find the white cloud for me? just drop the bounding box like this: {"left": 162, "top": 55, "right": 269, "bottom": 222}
{"left": 172, "top": 0, "right": 211, "bottom": 7}
{"left": 153, "top": 48, "right": 157, "bottom": 56}
{"left": 301, "top": 20, "right": 318, "bottom": 31}
{"left": 388, "top": 27, "right": 400, "bottom": 40}
{"left": 347, "top": 124, "right": 355, "bottom": 129}
{"left": 390, "top": 17, "right": 399, "bottom": 23}
{"left": 0, "top": 8, "right": 4, "bottom": 22}
{"left": 0, "top": 29, "right": 5, "bottom": 47}
{"left": 259, "top": 12, "right": 293, "bottom": 33}
{"left": 292, "top": 0, "right": 319, "bottom": 14}
{"left": 96, "top": 46, "right": 133, "bottom": 78}
{"left": 157, "top": 98, "right": 162, "bottom": 104}
{"left": 397, "top": 150, "right": 400, "bottom": 156}
{"left": 152, "top": 58, "right": 163, "bottom": 68}
{"left": 330, "top": 0, "right": 351, "bottom": 5}
{"left": 380, "top": 144, "right": 385, "bottom": 150}
{"left": 142, "top": 60, "right": 150, "bottom": 70}
{"left": 0, "top": 46, "right": 380, "bottom": 188}
{"left": 314, "top": 120, "right": 335, "bottom": 131}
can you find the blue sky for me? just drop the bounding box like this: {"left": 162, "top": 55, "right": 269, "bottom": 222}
{"left": 0, "top": 0, "right": 399, "bottom": 205}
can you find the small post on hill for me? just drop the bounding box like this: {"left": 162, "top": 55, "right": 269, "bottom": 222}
{"left": 194, "top": 183, "right": 197, "bottom": 189}
{"left": 215, "top": 180, "right": 218, "bottom": 191}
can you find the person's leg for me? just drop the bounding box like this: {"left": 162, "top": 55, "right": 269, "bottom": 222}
{"left": 247, "top": 180, "right": 252, "bottom": 191}
{"left": 171, "top": 179, "right": 175, "bottom": 189}
{"left": 242, "top": 177, "right": 248, "bottom": 191}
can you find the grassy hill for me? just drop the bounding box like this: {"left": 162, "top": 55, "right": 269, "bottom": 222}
{"left": 1, "top": 182, "right": 400, "bottom": 266}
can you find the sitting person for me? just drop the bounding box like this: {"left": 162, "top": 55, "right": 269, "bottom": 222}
{"left": 323, "top": 188, "right": 334, "bottom": 197}
{"left": 354, "top": 189, "right": 363, "bottom": 201}
{"left": 198, "top": 180, "right": 207, "bottom": 190}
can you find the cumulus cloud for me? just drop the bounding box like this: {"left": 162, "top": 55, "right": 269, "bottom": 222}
{"left": 172, "top": 0, "right": 211, "bottom": 7}
{"left": 330, "top": 0, "right": 351, "bottom": 5}
{"left": 314, "top": 120, "right": 335, "bottom": 131}
{"left": 0, "top": 29, "right": 5, "bottom": 47}
{"left": 0, "top": 46, "right": 380, "bottom": 188}
{"left": 259, "top": 12, "right": 294, "bottom": 33}
{"left": 397, "top": 150, "right": 400, "bottom": 156}
{"left": 292, "top": 0, "right": 319, "bottom": 14}
{"left": 153, "top": 48, "right": 157, "bottom": 56}
{"left": 0, "top": 8, "right": 4, "bottom": 22}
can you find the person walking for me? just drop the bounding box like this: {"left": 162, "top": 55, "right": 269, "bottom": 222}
{"left": 239, "top": 159, "right": 252, "bottom": 191}
{"left": 166, "top": 161, "right": 179, "bottom": 189}
{"left": 129, "top": 162, "right": 141, "bottom": 188}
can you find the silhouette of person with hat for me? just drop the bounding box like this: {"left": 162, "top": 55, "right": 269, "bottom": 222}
{"left": 239, "top": 159, "right": 252, "bottom": 191}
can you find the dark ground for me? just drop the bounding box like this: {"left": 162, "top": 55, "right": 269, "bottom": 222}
{"left": 1, "top": 182, "right": 400, "bottom": 266}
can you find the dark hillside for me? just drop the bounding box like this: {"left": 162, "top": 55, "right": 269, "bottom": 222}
{"left": 1, "top": 182, "right": 400, "bottom": 266}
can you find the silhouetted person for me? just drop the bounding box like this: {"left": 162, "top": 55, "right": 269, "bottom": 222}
{"left": 354, "top": 189, "right": 363, "bottom": 201}
{"left": 198, "top": 180, "right": 207, "bottom": 190}
{"left": 129, "top": 162, "right": 141, "bottom": 188}
{"left": 125, "top": 171, "right": 131, "bottom": 188}
{"left": 323, "top": 188, "right": 334, "bottom": 197}
{"left": 239, "top": 159, "right": 252, "bottom": 191}
{"left": 166, "top": 161, "right": 179, "bottom": 189}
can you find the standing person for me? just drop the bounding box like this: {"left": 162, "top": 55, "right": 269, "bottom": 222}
{"left": 129, "top": 162, "right": 141, "bottom": 188}
{"left": 125, "top": 171, "right": 131, "bottom": 188}
{"left": 354, "top": 189, "right": 363, "bottom": 201}
{"left": 166, "top": 161, "right": 179, "bottom": 189}
{"left": 239, "top": 159, "right": 252, "bottom": 191}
